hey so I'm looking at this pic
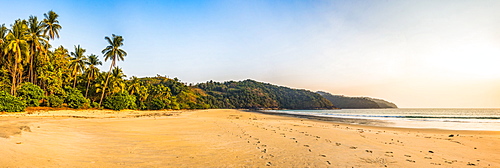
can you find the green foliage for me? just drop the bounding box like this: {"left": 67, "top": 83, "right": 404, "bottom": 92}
{"left": 0, "top": 91, "right": 26, "bottom": 112}
{"left": 168, "top": 101, "right": 180, "bottom": 110}
{"left": 91, "top": 102, "right": 99, "bottom": 108}
{"left": 17, "top": 82, "right": 45, "bottom": 107}
{"left": 139, "top": 76, "right": 209, "bottom": 110}
{"left": 103, "top": 92, "right": 137, "bottom": 111}
{"left": 64, "top": 87, "right": 89, "bottom": 109}
{"left": 197, "top": 79, "right": 335, "bottom": 109}
{"left": 317, "top": 91, "right": 397, "bottom": 109}
{"left": 147, "top": 98, "right": 167, "bottom": 110}
{"left": 46, "top": 94, "right": 64, "bottom": 107}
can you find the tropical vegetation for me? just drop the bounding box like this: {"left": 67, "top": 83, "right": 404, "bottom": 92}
{"left": 0, "top": 11, "right": 336, "bottom": 112}
{"left": 317, "top": 91, "right": 397, "bottom": 109}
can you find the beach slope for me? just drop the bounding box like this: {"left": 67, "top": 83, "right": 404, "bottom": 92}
{"left": 1, "top": 109, "right": 498, "bottom": 167}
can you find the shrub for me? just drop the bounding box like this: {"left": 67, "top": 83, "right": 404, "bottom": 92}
{"left": 0, "top": 91, "right": 26, "bottom": 112}
{"left": 91, "top": 102, "right": 99, "bottom": 108}
{"left": 103, "top": 92, "right": 137, "bottom": 111}
{"left": 64, "top": 87, "right": 89, "bottom": 109}
{"left": 167, "top": 101, "right": 180, "bottom": 110}
{"left": 136, "top": 101, "right": 147, "bottom": 110}
{"left": 147, "top": 98, "right": 167, "bottom": 110}
{"left": 17, "top": 82, "right": 45, "bottom": 107}
{"left": 47, "top": 94, "right": 64, "bottom": 107}
{"left": 179, "top": 103, "right": 190, "bottom": 109}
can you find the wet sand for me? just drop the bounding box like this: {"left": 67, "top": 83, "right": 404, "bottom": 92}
{"left": 1, "top": 109, "right": 499, "bottom": 167}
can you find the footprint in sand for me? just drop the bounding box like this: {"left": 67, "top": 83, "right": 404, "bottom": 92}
{"left": 406, "top": 159, "right": 415, "bottom": 163}
{"left": 467, "top": 162, "right": 476, "bottom": 166}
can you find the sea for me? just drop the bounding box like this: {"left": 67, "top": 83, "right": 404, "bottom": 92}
{"left": 264, "top": 108, "right": 500, "bottom": 131}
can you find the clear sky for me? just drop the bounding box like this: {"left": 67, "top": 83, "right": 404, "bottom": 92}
{"left": 2, "top": 0, "right": 500, "bottom": 108}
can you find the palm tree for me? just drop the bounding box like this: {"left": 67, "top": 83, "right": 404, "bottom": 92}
{"left": 127, "top": 76, "right": 141, "bottom": 95}
{"left": 84, "top": 54, "right": 102, "bottom": 98}
{"left": 109, "top": 66, "right": 127, "bottom": 94}
{"left": 4, "top": 19, "right": 30, "bottom": 95}
{"left": 0, "top": 24, "right": 7, "bottom": 46}
{"left": 69, "top": 45, "right": 88, "bottom": 88}
{"left": 39, "top": 45, "right": 68, "bottom": 95}
{"left": 42, "top": 10, "right": 62, "bottom": 40}
{"left": 0, "top": 24, "right": 8, "bottom": 61}
{"left": 99, "top": 34, "right": 127, "bottom": 106}
{"left": 28, "top": 16, "right": 48, "bottom": 84}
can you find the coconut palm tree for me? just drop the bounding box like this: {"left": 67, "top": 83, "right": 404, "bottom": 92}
{"left": 127, "top": 76, "right": 141, "bottom": 95}
{"left": 99, "top": 34, "right": 127, "bottom": 106}
{"left": 27, "top": 16, "right": 48, "bottom": 84}
{"left": 109, "top": 66, "right": 127, "bottom": 94}
{"left": 42, "top": 10, "right": 62, "bottom": 40}
{"left": 0, "top": 24, "right": 8, "bottom": 61}
{"left": 38, "top": 45, "right": 69, "bottom": 95}
{"left": 69, "top": 45, "right": 88, "bottom": 88}
{"left": 4, "top": 19, "right": 30, "bottom": 95}
{"left": 0, "top": 24, "right": 7, "bottom": 47}
{"left": 84, "top": 54, "right": 102, "bottom": 97}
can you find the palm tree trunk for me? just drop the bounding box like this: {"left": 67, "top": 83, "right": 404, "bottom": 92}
{"left": 85, "top": 76, "right": 91, "bottom": 98}
{"left": 11, "top": 61, "right": 17, "bottom": 96}
{"left": 29, "top": 45, "right": 34, "bottom": 84}
{"left": 73, "top": 74, "right": 77, "bottom": 88}
{"left": 99, "top": 63, "right": 114, "bottom": 106}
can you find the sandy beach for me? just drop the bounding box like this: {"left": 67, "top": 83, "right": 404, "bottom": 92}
{"left": 1, "top": 109, "right": 499, "bottom": 167}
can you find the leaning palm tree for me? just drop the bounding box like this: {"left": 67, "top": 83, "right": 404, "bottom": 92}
{"left": 42, "top": 10, "right": 62, "bottom": 40}
{"left": 4, "top": 19, "right": 30, "bottom": 95}
{"left": 69, "top": 45, "right": 88, "bottom": 88}
{"left": 28, "top": 16, "right": 48, "bottom": 84}
{"left": 99, "top": 34, "right": 127, "bottom": 106}
{"left": 84, "top": 54, "right": 102, "bottom": 97}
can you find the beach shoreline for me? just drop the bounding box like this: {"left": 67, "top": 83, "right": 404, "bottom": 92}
{"left": 1, "top": 109, "right": 499, "bottom": 167}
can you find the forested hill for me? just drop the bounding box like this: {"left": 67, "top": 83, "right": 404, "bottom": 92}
{"left": 196, "top": 80, "right": 335, "bottom": 109}
{"left": 317, "top": 91, "right": 397, "bottom": 109}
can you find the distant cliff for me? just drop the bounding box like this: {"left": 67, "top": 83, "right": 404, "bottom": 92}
{"left": 316, "top": 91, "right": 397, "bottom": 109}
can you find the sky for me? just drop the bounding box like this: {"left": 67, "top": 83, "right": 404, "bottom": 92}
{"left": 2, "top": 0, "right": 500, "bottom": 108}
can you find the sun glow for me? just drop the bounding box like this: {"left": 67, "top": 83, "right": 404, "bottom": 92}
{"left": 428, "top": 43, "right": 500, "bottom": 79}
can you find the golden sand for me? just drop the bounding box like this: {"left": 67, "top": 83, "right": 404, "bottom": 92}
{"left": 1, "top": 109, "right": 499, "bottom": 167}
